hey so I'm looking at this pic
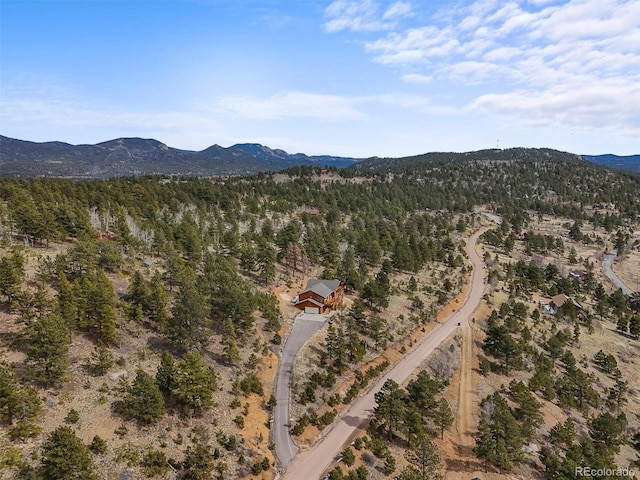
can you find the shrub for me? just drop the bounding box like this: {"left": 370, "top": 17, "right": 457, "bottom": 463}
{"left": 65, "top": 408, "right": 80, "bottom": 424}
{"left": 141, "top": 449, "right": 169, "bottom": 477}
{"left": 89, "top": 436, "right": 108, "bottom": 454}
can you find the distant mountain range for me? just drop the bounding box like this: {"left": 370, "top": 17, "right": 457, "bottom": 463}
{"left": 0, "top": 135, "right": 360, "bottom": 178}
{"left": 1, "top": 135, "right": 638, "bottom": 178}
{"left": 580, "top": 154, "right": 640, "bottom": 174}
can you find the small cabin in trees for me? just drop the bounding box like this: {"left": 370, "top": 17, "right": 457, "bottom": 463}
{"left": 549, "top": 293, "right": 586, "bottom": 318}
{"left": 294, "top": 279, "right": 344, "bottom": 314}
{"left": 294, "top": 207, "right": 321, "bottom": 218}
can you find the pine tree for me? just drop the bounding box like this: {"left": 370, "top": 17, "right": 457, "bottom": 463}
{"left": 24, "top": 314, "right": 69, "bottom": 386}
{"left": 406, "top": 371, "right": 443, "bottom": 422}
{"left": 402, "top": 435, "right": 442, "bottom": 480}
{"left": 172, "top": 352, "right": 217, "bottom": 417}
{"left": 115, "top": 369, "right": 165, "bottom": 423}
{"left": 167, "top": 276, "right": 209, "bottom": 351}
{"left": 147, "top": 272, "right": 169, "bottom": 327}
{"left": 589, "top": 412, "right": 626, "bottom": 455}
{"left": 87, "top": 342, "right": 114, "bottom": 376}
{"left": 39, "top": 426, "right": 97, "bottom": 480}
{"left": 474, "top": 393, "right": 523, "bottom": 470}
{"left": 0, "top": 252, "right": 25, "bottom": 304}
{"left": 77, "top": 270, "right": 117, "bottom": 343}
{"left": 222, "top": 318, "right": 241, "bottom": 365}
{"left": 629, "top": 315, "right": 640, "bottom": 338}
{"left": 433, "top": 398, "right": 454, "bottom": 439}
{"left": 56, "top": 272, "right": 76, "bottom": 331}
{"left": 256, "top": 237, "right": 276, "bottom": 285}
{"left": 374, "top": 379, "right": 405, "bottom": 440}
{"left": 0, "top": 360, "right": 41, "bottom": 425}
{"left": 127, "top": 271, "right": 149, "bottom": 311}
{"left": 509, "top": 380, "right": 543, "bottom": 439}
{"left": 155, "top": 351, "right": 176, "bottom": 395}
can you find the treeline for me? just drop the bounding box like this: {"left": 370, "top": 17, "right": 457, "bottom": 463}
{"left": 349, "top": 148, "right": 640, "bottom": 220}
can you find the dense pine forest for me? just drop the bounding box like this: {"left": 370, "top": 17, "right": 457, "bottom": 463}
{"left": 0, "top": 148, "right": 639, "bottom": 480}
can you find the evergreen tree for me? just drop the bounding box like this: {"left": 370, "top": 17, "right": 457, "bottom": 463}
{"left": 402, "top": 435, "right": 442, "bottom": 480}
{"left": 146, "top": 272, "right": 169, "bottom": 327}
{"left": 115, "top": 369, "right": 165, "bottom": 423}
{"left": 0, "top": 252, "right": 25, "bottom": 304}
{"left": 589, "top": 412, "right": 626, "bottom": 455}
{"left": 172, "top": 352, "right": 217, "bottom": 416}
{"left": 256, "top": 236, "right": 277, "bottom": 285}
{"left": 87, "top": 342, "right": 114, "bottom": 376}
{"left": 629, "top": 314, "right": 640, "bottom": 338}
{"left": 433, "top": 398, "right": 454, "bottom": 440}
{"left": 55, "top": 272, "right": 76, "bottom": 331}
{"left": 155, "top": 351, "right": 176, "bottom": 395}
{"left": 509, "top": 380, "right": 543, "bottom": 439}
{"left": 39, "top": 426, "right": 97, "bottom": 480}
{"left": 24, "top": 314, "right": 69, "bottom": 386}
{"left": 474, "top": 393, "right": 523, "bottom": 470}
{"left": 222, "top": 318, "right": 241, "bottom": 365}
{"left": 167, "top": 276, "right": 209, "bottom": 351}
{"left": 0, "top": 360, "right": 41, "bottom": 425}
{"left": 406, "top": 371, "right": 443, "bottom": 422}
{"left": 126, "top": 271, "right": 149, "bottom": 311}
{"left": 483, "top": 323, "right": 522, "bottom": 374}
{"left": 77, "top": 270, "right": 117, "bottom": 343}
{"left": 374, "top": 379, "right": 405, "bottom": 440}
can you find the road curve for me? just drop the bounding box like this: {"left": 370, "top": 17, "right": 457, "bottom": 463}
{"left": 603, "top": 250, "right": 633, "bottom": 295}
{"left": 281, "top": 229, "right": 488, "bottom": 480}
{"left": 274, "top": 313, "right": 327, "bottom": 466}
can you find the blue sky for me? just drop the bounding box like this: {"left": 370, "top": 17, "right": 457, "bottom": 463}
{"left": 1, "top": 0, "right": 638, "bottom": 157}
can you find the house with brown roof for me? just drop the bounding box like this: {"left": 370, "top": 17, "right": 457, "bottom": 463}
{"left": 293, "top": 279, "right": 344, "bottom": 314}
{"left": 549, "top": 293, "right": 585, "bottom": 317}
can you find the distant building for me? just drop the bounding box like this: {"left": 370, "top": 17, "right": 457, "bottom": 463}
{"left": 569, "top": 269, "right": 587, "bottom": 283}
{"left": 293, "top": 279, "right": 344, "bottom": 314}
{"left": 294, "top": 207, "right": 321, "bottom": 218}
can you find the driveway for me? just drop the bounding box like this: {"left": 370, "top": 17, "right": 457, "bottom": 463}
{"left": 603, "top": 250, "right": 633, "bottom": 295}
{"left": 273, "top": 312, "right": 328, "bottom": 466}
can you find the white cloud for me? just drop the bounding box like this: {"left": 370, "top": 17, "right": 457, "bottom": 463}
{"left": 472, "top": 77, "right": 640, "bottom": 135}
{"left": 324, "top": 0, "right": 412, "bottom": 32}
{"left": 383, "top": 1, "right": 412, "bottom": 20}
{"left": 401, "top": 73, "right": 433, "bottom": 83}
{"left": 327, "top": 0, "right": 640, "bottom": 139}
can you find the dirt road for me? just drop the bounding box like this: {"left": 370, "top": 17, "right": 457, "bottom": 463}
{"left": 456, "top": 325, "right": 475, "bottom": 454}
{"left": 281, "top": 230, "right": 488, "bottom": 480}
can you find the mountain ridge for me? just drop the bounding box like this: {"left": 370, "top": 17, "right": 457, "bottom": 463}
{"left": 580, "top": 154, "right": 640, "bottom": 174}
{"left": 0, "top": 135, "right": 362, "bottom": 178}
{"left": 1, "top": 134, "right": 638, "bottom": 178}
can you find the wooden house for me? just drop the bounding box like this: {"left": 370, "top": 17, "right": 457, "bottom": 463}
{"left": 294, "top": 279, "right": 344, "bottom": 314}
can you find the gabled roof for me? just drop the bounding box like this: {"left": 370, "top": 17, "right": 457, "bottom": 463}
{"left": 551, "top": 294, "right": 569, "bottom": 307}
{"left": 295, "top": 298, "right": 324, "bottom": 307}
{"left": 300, "top": 279, "right": 341, "bottom": 298}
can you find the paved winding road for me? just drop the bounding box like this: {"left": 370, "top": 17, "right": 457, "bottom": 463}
{"left": 603, "top": 250, "right": 633, "bottom": 295}
{"left": 281, "top": 230, "right": 488, "bottom": 480}
{"left": 274, "top": 313, "right": 327, "bottom": 466}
